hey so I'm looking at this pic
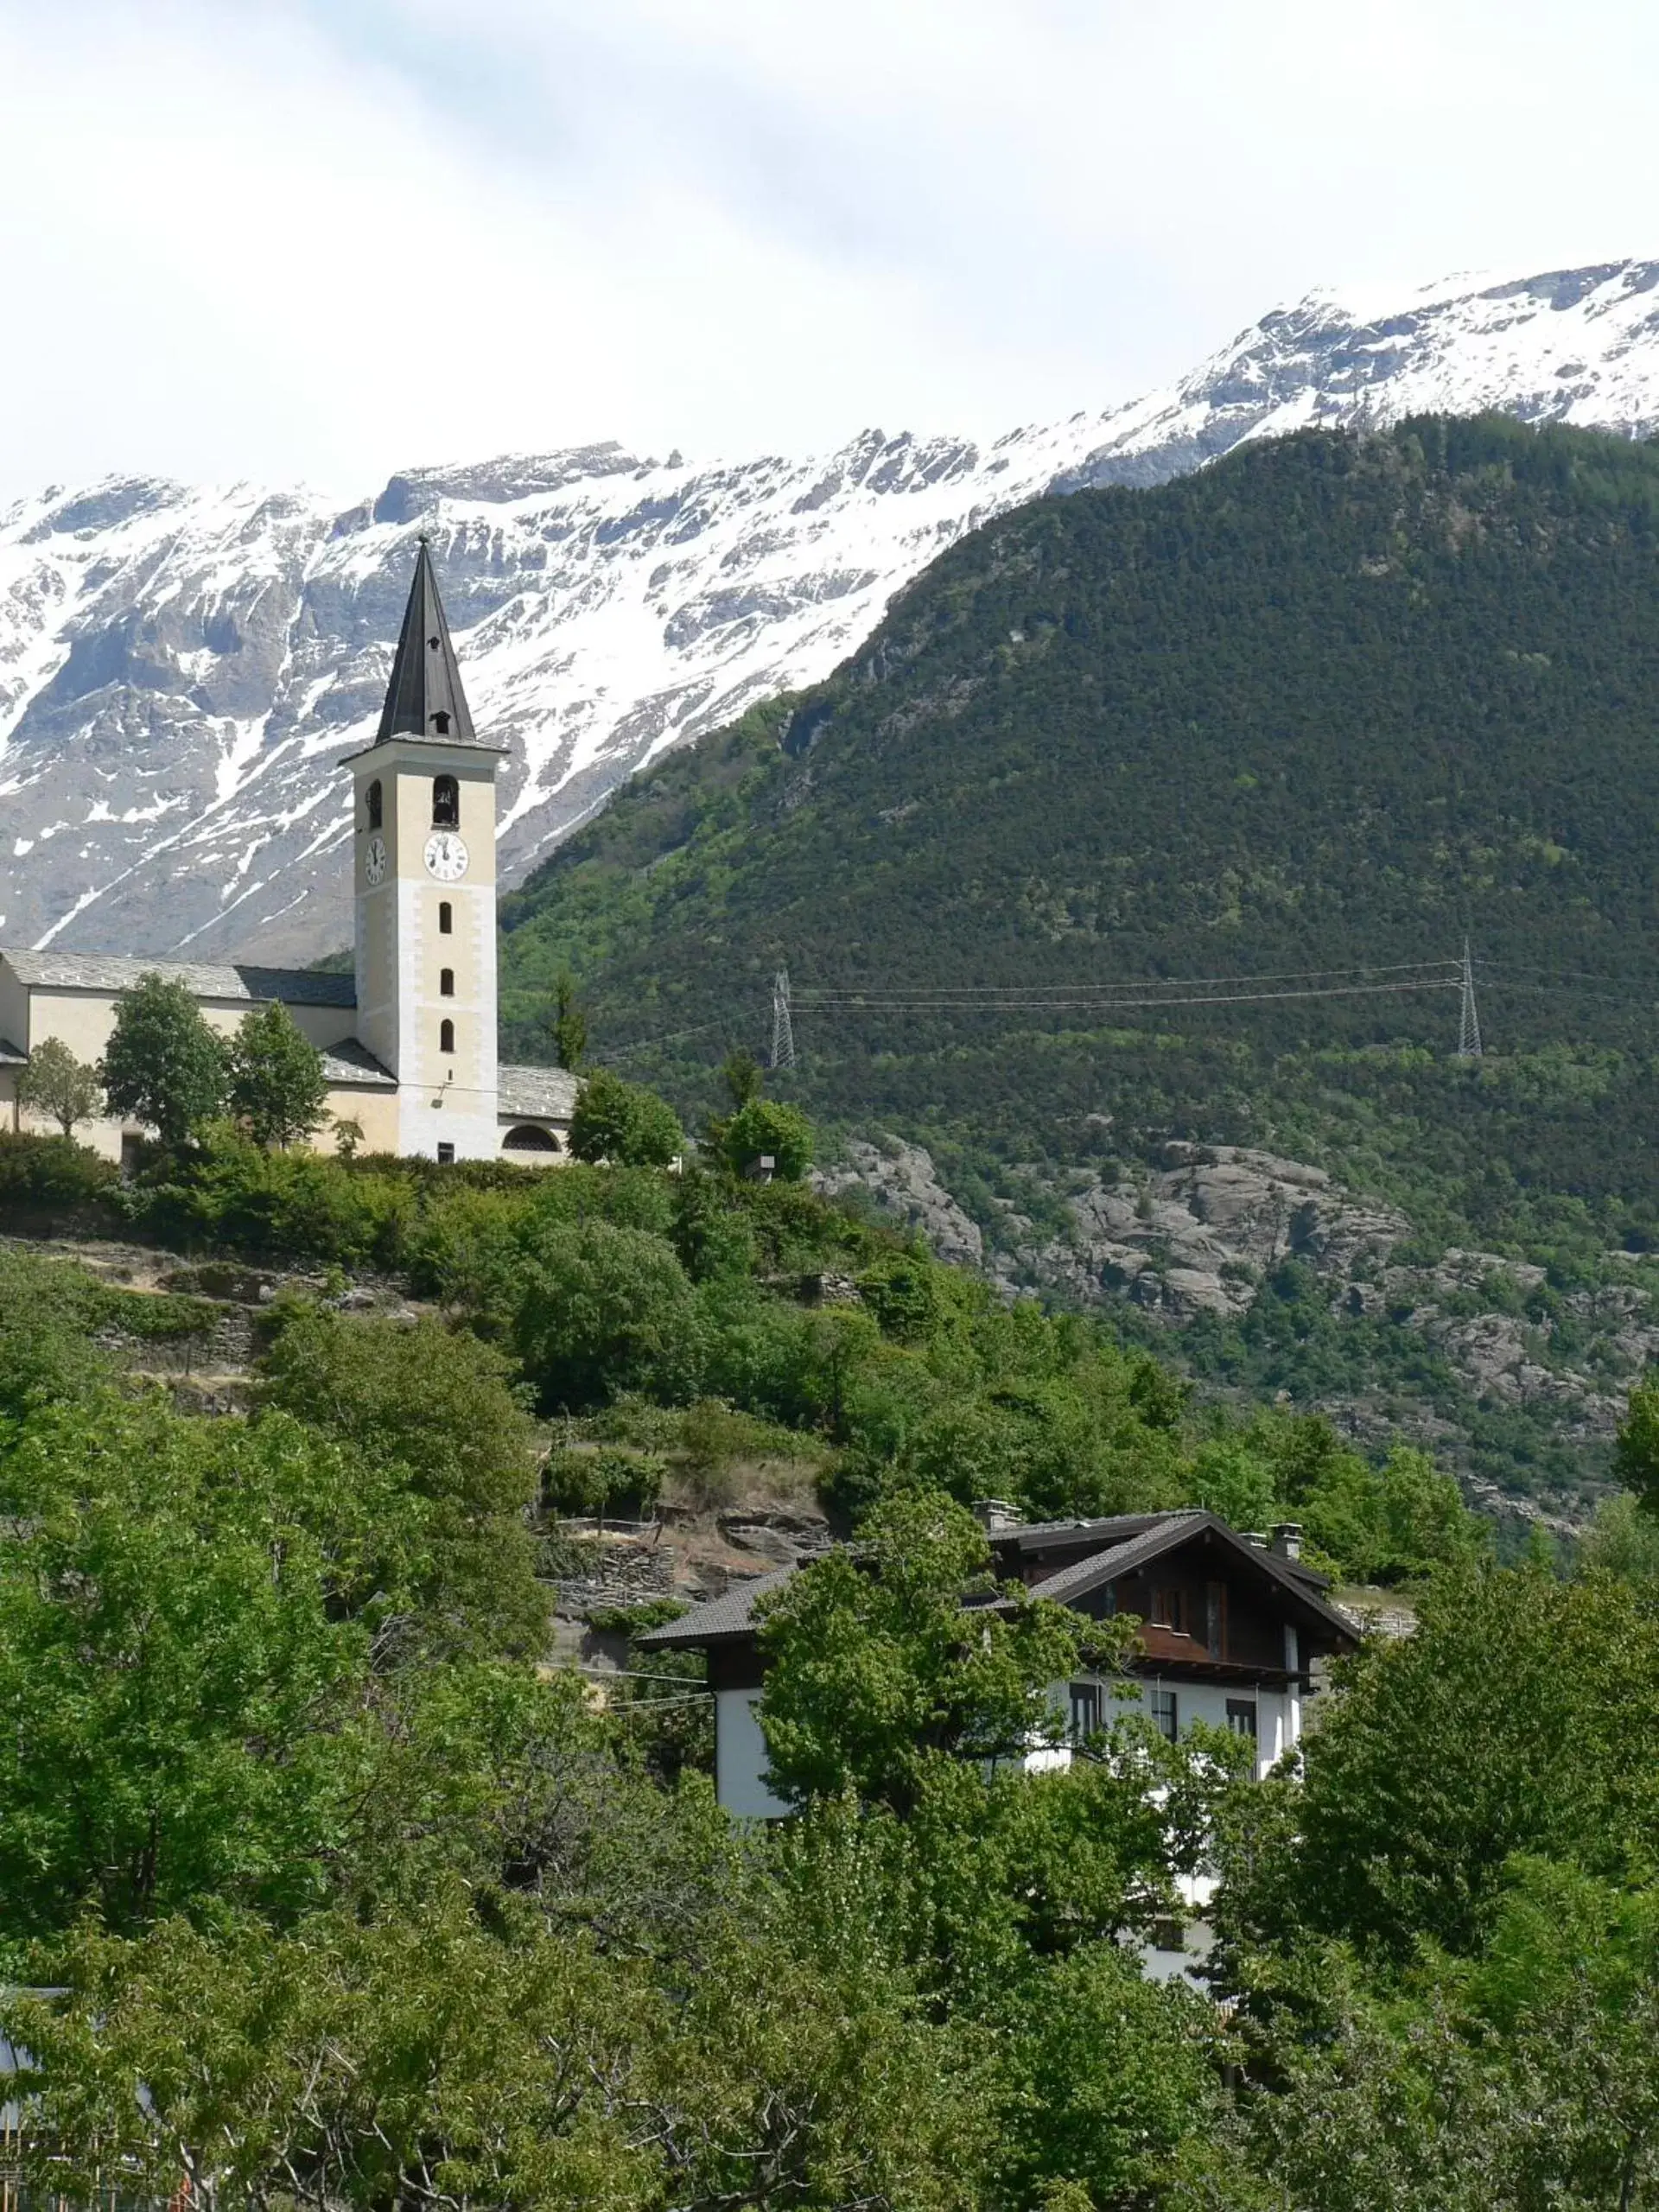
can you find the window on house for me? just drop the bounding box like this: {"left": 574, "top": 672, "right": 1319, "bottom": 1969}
{"left": 439, "top": 967, "right": 454, "bottom": 997}
{"left": 432, "top": 774, "right": 459, "bottom": 827}
{"left": 366, "top": 779, "right": 382, "bottom": 830}
{"left": 439, "top": 1018, "right": 454, "bottom": 1054}
{"left": 1068, "top": 1681, "right": 1103, "bottom": 1743}
{"left": 1148, "top": 1688, "right": 1178, "bottom": 1744}
{"left": 1152, "top": 1587, "right": 1186, "bottom": 1635}
{"left": 438, "top": 900, "right": 453, "bottom": 934}
{"left": 1225, "top": 1699, "right": 1258, "bottom": 1741}
{"left": 430, "top": 710, "right": 451, "bottom": 735}
{"left": 436, "top": 1142, "right": 455, "bottom": 1165}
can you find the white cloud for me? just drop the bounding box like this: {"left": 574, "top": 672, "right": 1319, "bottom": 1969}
{"left": 3, "top": 0, "right": 1659, "bottom": 502}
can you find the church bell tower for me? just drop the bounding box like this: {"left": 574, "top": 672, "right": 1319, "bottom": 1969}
{"left": 342, "top": 542, "right": 505, "bottom": 1160}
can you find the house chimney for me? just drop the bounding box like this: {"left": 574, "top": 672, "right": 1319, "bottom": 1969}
{"left": 971, "top": 1498, "right": 1021, "bottom": 1533}
{"left": 1243, "top": 1530, "right": 1270, "bottom": 1549}
{"left": 1270, "top": 1522, "right": 1303, "bottom": 1561}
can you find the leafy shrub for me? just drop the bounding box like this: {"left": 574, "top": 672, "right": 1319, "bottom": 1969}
{"left": 0, "top": 1132, "right": 120, "bottom": 1221}
{"left": 720, "top": 1097, "right": 812, "bottom": 1182}
{"left": 138, "top": 1126, "right": 415, "bottom": 1264}
{"left": 542, "top": 1445, "right": 665, "bottom": 1518}
{"left": 512, "top": 1217, "right": 705, "bottom": 1411}
{"left": 568, "top": 1069, "right": 683, "bottom": 1167}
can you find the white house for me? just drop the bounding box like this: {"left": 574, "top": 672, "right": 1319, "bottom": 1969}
{"left": 639, "top": 1507, "right": 1360, "bottom": 1821}
{"left": 0, "top": 545, "right": 575, "bottom": 1166}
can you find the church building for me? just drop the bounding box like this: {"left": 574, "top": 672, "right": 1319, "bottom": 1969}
{"left": 0, "top": 546, "right": 575, "bottom": 1164}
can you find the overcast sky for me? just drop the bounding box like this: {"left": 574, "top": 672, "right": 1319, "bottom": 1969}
{"left": 3, "top": 0, "right": 1658, "bottom": 503}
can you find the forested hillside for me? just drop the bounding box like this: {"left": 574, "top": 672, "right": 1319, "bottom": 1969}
{"left": 498, "top": 416, "right": 1659, "bottom": 1509}
{"left": 8, "top": 1098, "right": 1659, "bottom": 2207}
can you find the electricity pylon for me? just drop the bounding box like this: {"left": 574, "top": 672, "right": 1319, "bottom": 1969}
{"left": 770, "top": 966, "right": 796, "bottom": 1071}
{"left": 1457, "top": 937, "right": 1483, "bottom": 1059}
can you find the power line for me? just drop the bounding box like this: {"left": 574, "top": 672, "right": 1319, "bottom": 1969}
{"left": 788, "top": 976, "right": 1464, "bottom": 1014}
{"left": 791, "top": 957, "right": 1461, "bottom": 1002}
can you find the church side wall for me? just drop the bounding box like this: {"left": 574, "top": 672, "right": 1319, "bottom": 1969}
{"left": 0, "top": 966, "right": 29, "bottom": 1054}
{"left": 7, "top": 987, "right": 382, "bottom": 1160}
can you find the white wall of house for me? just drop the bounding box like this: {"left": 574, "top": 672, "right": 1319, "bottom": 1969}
{"left": 1037, "top": 1673, "right": 1303, "bottom": 1779}
{"left": 714, "top": 1688, "right": 791, "bottom": 1819}
{"left": 1124, "top": 1675, "right": 1301, "bottom": 1775}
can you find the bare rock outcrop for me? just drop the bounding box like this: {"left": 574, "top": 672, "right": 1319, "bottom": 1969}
{"left": 813, "top": 1139, "right": 984, "bottom": 1269}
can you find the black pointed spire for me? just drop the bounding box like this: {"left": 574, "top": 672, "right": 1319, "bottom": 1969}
{"left": 375, "top": 538, "right": 479, "bottom": 746}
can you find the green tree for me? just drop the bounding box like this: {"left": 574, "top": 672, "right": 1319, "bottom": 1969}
{"left": 568, "top": 1067, "right": 683, "bottom": 1167}
{"left": 224, "top": 1001, "right": 329, "bottom": 1150}
{"left": 721, "top": 1048, "right": 762, "bottom": 1108}
{"left": 668, "top": 1163, "right": 757, "bottom": 1281}
{"left": 721, "top": 1096, "right": 812, "bottom": 1181}
{"left": 16, "top": 1037, "right": 103, "bottom": 1138}
{"left": 1295, "top": 1442, "right": 1486, "bottom": 1585}
{"left": 511, "top": 1217, "right": 704, "bottom": 1411}
{"left": 257, "top": 1303, "right": 545, "bottom": 1656}
{"left": 100, "top": 974, "right": 226, "bottom": 1146}
{"left": 1217, "top": 1563, "right": 1659, "bottom": 1962}
{"left": 0, "top": 1392, "right": 374, "bottom": 1936}
{"left": 552, "top": 966, "right": 588, "bottom": 1071}
{"left": 757, "top": 1488, "right": 1108, "bottom": 1813}
{"left": 1614, "top": 1375, "right": 1659, "bottom": 1514}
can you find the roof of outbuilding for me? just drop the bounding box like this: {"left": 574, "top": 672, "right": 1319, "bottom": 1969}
{"left": 319, "top": 1038, "right": 396, "bottom": 1089}
{"left": 638, "top": 1567, "right": 797, "bottom": 1648}
{"left": 0, "top": 948, "right": 357, "bottom": 1008}
{"left": 498, "top": 1063, "right": 580, "bottom": 1121}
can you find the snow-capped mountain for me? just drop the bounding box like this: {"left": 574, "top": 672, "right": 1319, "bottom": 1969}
{"left": 6, "top": 257, "right": 1659, "bottom": 963}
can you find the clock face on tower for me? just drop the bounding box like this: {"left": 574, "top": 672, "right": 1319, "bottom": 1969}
{"left": 364, "top": 834, "right": 388, "bottom": 887}
{"left": 424, "top": 831, "right": 469, "bottom": 883}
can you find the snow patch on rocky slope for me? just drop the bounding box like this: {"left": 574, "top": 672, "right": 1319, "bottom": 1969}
{"left": 10, "top": 259, "right": 1659, "bottom": 961}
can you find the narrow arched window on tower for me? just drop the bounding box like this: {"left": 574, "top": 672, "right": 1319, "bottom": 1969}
{"left": 440, "top": 967, "right": 454, "bottom": 997}
{"left": 440, "top": 1018, "right": 455, "bottom": 1055}
{"left": 438, "top": 900, "right": 453, "bottom": 934}
{"left": 430, "top": 711, "right": 451, "bottom": 735}
{"left": 432, "top": 774, "right": 459, "bottom": 827}
{"left": 366, "top": 779, "right": 382, "bottom": 830}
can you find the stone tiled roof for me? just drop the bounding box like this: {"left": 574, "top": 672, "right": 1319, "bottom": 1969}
{"left": 1, "top": 948, "right": 356, "bottom": 1008}
{"left": 637, "top": 1567, "right": 796, "bottom": 1648}
{"left": 498, "top": 1063, "right": 580, "bottom": 1121}
{"left": 319, "top": 1039, "right": 396, "bottom": 1089}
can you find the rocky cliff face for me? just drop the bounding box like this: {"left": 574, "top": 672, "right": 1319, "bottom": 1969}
{"left": 11, "top": 259, "right": 1659, "bottom": 963}
{"left": 823, "top": 1136, "right": 1659, "bottom": 1519}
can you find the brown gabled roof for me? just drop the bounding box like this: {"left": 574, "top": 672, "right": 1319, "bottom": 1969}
{"left": 1027, "top": 1515, "right": 1208, "bottom": 1605}
{"left": 640, "top": 1512, "right": 1358, "bottom": 1656}
{"left": 1029, "top": 1510, "right": 1356, "bottom": 1647}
